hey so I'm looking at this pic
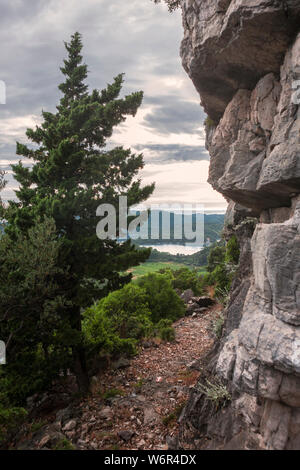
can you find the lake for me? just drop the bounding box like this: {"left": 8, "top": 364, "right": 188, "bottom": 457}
{"left": 140, "top": 244, "right": 204, "bottom": 255}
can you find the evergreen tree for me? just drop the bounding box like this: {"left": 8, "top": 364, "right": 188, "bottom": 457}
{"left": 152, "top": 0, "right": 181, "bottom": 12}
{"left": 5, "top": 33, "right": 154, "bottom": 392}
{"left": 0, "top": 171, "right": 5, "bottom": 210}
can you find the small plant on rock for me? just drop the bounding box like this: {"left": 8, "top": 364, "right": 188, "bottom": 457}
{"left": 53, "top": 438, "right": 75, "bottom": 450}
{"left": 211, "top": 311, "right": 225, "bottom": 339}
{"left": 196, "top": 379, "right": 231, "bottom": 409}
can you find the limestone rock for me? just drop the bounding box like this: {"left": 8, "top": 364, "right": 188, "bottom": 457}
{"left": 179, "top": 0, "right": 300, "bottom": 451}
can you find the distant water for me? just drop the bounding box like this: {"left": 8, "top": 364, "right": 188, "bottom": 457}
{"left": 140, "top": 244, "right": 204, "bottom": 255}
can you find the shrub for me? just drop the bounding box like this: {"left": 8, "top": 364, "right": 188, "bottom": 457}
{"left": 204, "top": 116, "right": 216, "bottom": 129}
{"left": 207, "top": 244, "right": 226, "bottom": 273}
{"left": 0, "top": 373, "right": 27, "bottom": 446}
{"left": 83, "top": 273, "right": 185, "bottom": 362}
{"left": 160, "top": 267, "right": 203, "bottom": 295}
{"left": 154, "top": 318, "right": 176, "bottom": 342}
{"left": 137, "top": 273, "right": 185, "bottom": 323}
{"left": 210, "top": 264, "right": 230, "bottom": 292}
{"left": 0, "top": 218, "right": 73, "bottom": 407}
{"left": 205, "top": 236, "right": 240, "bottom": 297}
{"left": 225, "top": 235, "right": 240, "bottom": 265}
{"left": 83, "top": 283, "right": 153, "bottom": 359}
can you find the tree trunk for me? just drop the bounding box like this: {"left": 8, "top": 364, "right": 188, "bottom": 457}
{"left": 72, "top": 344, "right": 90, "bottom": 394}
{"left": 72, "top": 306, "right": 90, "bottom": 394}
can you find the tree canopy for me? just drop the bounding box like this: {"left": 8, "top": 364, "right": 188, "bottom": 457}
{"left": 3, "top": 32, "right": 154, "bottom": 392}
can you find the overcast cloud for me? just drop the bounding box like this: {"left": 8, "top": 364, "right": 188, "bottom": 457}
{"left": 0, "top": 0, "right": 227, "bottom": 212}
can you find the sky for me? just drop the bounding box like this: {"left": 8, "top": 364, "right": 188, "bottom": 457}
{"left": 0, "top": 0, "right": 227, "bottom": 213}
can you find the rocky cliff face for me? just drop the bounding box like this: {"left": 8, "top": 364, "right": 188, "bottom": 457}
{"left": 179, "top": 0, "right": 300, "bottom": 450}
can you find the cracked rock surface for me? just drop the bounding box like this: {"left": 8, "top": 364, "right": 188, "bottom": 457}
{"left": 179, "top": 0, "right": 300, "bottom": 450}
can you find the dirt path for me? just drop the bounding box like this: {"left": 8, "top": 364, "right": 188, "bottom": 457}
{"left": 73, "top": 306, "right": 219, "bottom": 450}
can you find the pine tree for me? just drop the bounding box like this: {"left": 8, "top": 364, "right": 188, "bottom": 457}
{"left": 5, "top": 33, "right": 154, "bottom": 392}
{"left": 152, "top": 0, "right": 181, "bottom": 12}
{"left": 0, "top": 171, "right": 5, "bottom": 210}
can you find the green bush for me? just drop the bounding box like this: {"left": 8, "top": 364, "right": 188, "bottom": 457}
{"left": 159, "top": 267, "right": 203, "bottom": 295}
{"left": 207, "top": 244, "right": 226, "bottom": 273}
{"left": 83, "top": 283, "right": 153, "bottom": 358}
{"left": 137, "top": 273, "right": 185, "bottom": 323}
{"left": 0, "top": 218, "right": 73, "bottom": 406}
{"left": 0, "top": 372, "right": 27, "bottom": 446}
{"left": 155, "top": 319, "right": 176, "bottom": 342}
{"left": 210, "top": 264, "right": 230, "bottom": 292}
{"left": 83, "top": 273, "right": 185, "bottom": 361}
{"left": 225, "top": 235, "right": 240, "bottom": 265}
{"left": 159, "top": 327, "right": 175, "bottom": 342}
{"left": 205, "top": 237, "right": 240, "bottom": 298}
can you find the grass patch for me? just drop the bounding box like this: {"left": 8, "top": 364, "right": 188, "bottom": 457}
{"left": 196, "top": 379, "right": 231, "bottom": 409}
{"left": 133, "top": 378, "right": 144, "bottom": 391}
{"left": 162, "top": 402, "right": 186, "bottom": 427}
{"left": 100, "top": 388, "right": 125, "bottom": 400}
{"left": 53, "top": 438, "right": 75, "bottom": 450}
{"left": 211, "top": 312, "right": 225, "bottom": 339}
{"left": 31, "top": 419, "right": 48, "bottom": 434}
{"left": 129, "top": 262, "right": 190, "bottom": 278}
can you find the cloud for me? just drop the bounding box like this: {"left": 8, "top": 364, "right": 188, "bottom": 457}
{"left": 134, "top": 143, "right": 209, "bottom": 163}
{"left": 0, "top": 0, "right": 226, "bottom": 211}
{"left": 142, "top": 97, "right": 205, "bottom": 135}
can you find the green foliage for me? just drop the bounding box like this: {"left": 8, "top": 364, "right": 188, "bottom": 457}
{"left": 53, "top": 438, "right": 75, "bottom": 450}
{"left": 225, "top": 235, "right": 240, "bottom": 265}
{"left": 206, "top": 237, "right": 240, "bottom": 298}
{"left": 83, "top": 283, "right": 152, "bottom": 359}
{"left": 207, "top": 244, "right": 226, "bottom": 273}
{"left": 162, "top": 402, "right": 185, "bottom": 426}
{"left": 129, "top": 261, "right": 190, "bottom": 278}
{"left": 0, "top": 370, "right": 27, "bottom": 446}
{"left": 204, "top": 116, "right": 216, "bottom": 129}
{"left": 214, "top": 286, "right": 230, "bottom": 308}
{"left": 159, "top": 326, "right": 175, "bottom": 342}
{"left": 235, "top": 217, "right": 258, "bottom": 232}
{"left": 83, "top": 273, "right": 185, "bottom": 361}
{"left": 159, "top": 267, "right": 203, "bottom": 295}
{"left": 4, "top": 32, "right": 154, "bottom": 391}
{"left": 133, "top": 379, "right": 144, "bottom": 391}
{"left": 210, "top": 264, "right": 231, "bottom": 292}
{"left": 30, "top": 419, "right": 48, "bottom": 434}
{"left": 155, "top": 319, "right": 176, "bottom": 342}
{"left": 152, "top": 0, "right": 181, "bottom": 12}
{"left": 211, "top": 312, "right": 225, "bottom": 339}
{"left": 0, "top": 218, "right": 74, "bottom": 405}
{"left": 137, "top": 273, "right": 185, "bottom": 323}
{"left": 0, "top": 170, "right": 6, "bottom": 213}
{"left": 100, "top": 388, "right": 125, "bottom": 400}
{"left": 196, "top": 379, "right": 231, "bottom": 409}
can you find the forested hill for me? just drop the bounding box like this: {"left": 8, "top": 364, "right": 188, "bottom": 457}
{"left": 132, "top": 212, "right": 225, "bottom": 245}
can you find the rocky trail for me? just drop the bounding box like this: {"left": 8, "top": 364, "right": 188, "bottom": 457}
{"left": 13, "top": 301, "right": 220, "bottom": 451}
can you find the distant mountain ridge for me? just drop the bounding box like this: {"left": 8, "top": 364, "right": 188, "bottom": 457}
{"left": 130, "top": 211, "right": 224, "bottom": 246}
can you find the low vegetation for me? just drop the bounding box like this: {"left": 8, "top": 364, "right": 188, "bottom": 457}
{"left": 196, "top": 379, "right": 231, "bottom": 409}
{"left": 82, "top": 272, "right": 186, "bottom": 364}
{"left": 211, "top": 312, "right": 225, "bottom": 339}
